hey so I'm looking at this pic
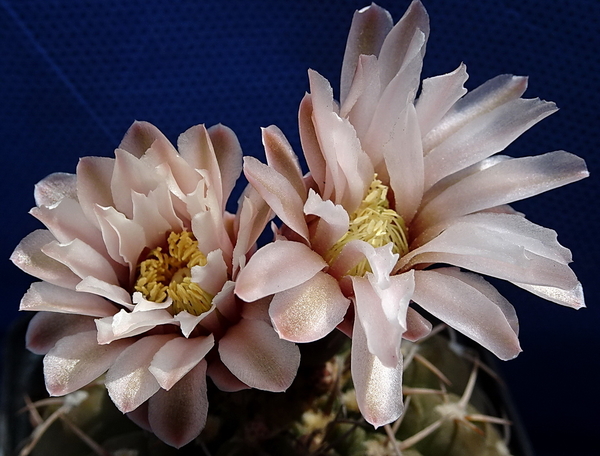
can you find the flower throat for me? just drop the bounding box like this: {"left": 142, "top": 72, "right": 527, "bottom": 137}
{"left": 134, "top": 231, "right": 213, "bottom": 316}
{"left": 327, "top": 178, "right": 409, "bottom": 277}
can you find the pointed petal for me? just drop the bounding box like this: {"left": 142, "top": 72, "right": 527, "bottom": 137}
{"left": 207, "top": 124, "right": 243, "bottom": 203}
{"left": 147, "top": 360, "right": 209, "bottom": 448}
{"left": 235, "top": 240, "right": 327, "bottom": 302}
{"left": 96, "top": 309, "right": 176, "bottom": 344}
{"left": 299, "top": 94, "right": 327, "bottom": 197}
{"left": 269, "top": 271, "right": 350, "bottom": 343}
{"left": 178, "top": 124, "right": 224, "bottom": 210}
{"left": 44, "top": 330, "right": 132, "bottom": 396}
{"left": 377, "top": 0, "right": 429, "bottom": 90}
{"left": 149, "top": 335, "right": 214, "bottom": 390}
{"left": 219, "top": 319, "right": 300, "bottom": 392}
{"left": 415, "top": 63, "right": 469, "bottom": 136}
{"left": 41, "top": 238, "right": 120, "bottom": 285}
{"left": 423, "top": 74, "right": 528, "bottom": 152}
{"left": 244, "top": 156, "right": 309, "bottom": 240}
{"left": 383, "top": 104, "right": 424, "bottom": 223}
{"left": 11, "top": 230, "right": 81, "bottom": 289}
{"left": 351, "top": 314, "right": 404, "bottom": 428}
{"left": 76, "top": 276, "right": 133, "bottom": 309}
{"left": 340, "top": 3, "right": 393, "bottom": 105}
{"left": 119, "top": 121, "right": 170, "bottom": 158}
{"left": 424, "top": 97, "right": 558, "bottom": 189}
{"left": 76, "top": 156, "right": 115, "bottom": 229}
{"left": 412, "top": 269, "right": 522, "bottom": 360}
{"left": 106, "top": 334, "right": 177, "bottom": 413}
{"left": 352, "top": 270, "right": 414, "bottom": 367}
{"left": 413, "top": 151, "right": 589, "bottom": 233}
{"left": 111, "top": 149, "right": 158, "bottom": 219}
{"left": 34, "top": 172, "right": 77, "bottom": 207}
{"left": 341, "top": 55, "right": 382, "bottom": 141}
{"left": 263, "top": 125, "right": 307, "bottom": 201}
{"left": 21, "top": 281, "right": 116, "bottom": 317}
{"left": 514, "top": 282, "right": 585, "bottom": 309}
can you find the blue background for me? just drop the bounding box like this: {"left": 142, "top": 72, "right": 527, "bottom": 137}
{"left": 1, "top": 1, "right": 598, "bottom": 454}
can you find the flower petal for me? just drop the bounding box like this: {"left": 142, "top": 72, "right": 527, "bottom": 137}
{"left": 34, "top": 172, "right": 77, "bottom": 207}
{"left": 263, "top": 125, "right": 307, "bottom": 202}
{"left": 76, "top": 156, "right": 116, "bottom": 229}
{"left": 21, "top": 281, "right": 116, "bottom": 317}
{"left": 352, "top": 270, "right": 414, "bottom": 367}
{"left": 413, "top": 151, "right": 589, "bottom": 233}
{"left": 303, "top": 189, "right": 350, "bottom": 254}
{"left": 207, "top": 358, "right": 249, "bottom": 392}
{"left": 219, "top": 319, "right": 300, "bottom": 392}
{"left": 147, "top": 360, "right": 209, "bottom": 448}
{"left": 412, "top": 269, "right": 522, "bottom": 360}
{"left": 340, "top": 3, "right": 392, "bottom": 105}
{"left": 44, "top": 330, "right": 132, "bottom": 396}
{"left": 149, "top": 335, "right": 214, "bottom": 390}
{"left": 269, "top": 271, "right": 350, "bottom": 343}
{"left": 26, "top": 312, "right": 97, "bottom": 355}
{"left": 423, "top": 74, "right": 528, "bottom": 152}
{"left": 415, "top": 63, "right": 468, "bottom": 136}
{"left": 243, "top": 156, "right": 309, "bottom": 240}
{"left": 424, "top": 97, "right": 558, "bottom": 189}
{"left": 351, "top": 313, "right": 404, "bottom": 428}
{"left": 207, "top": 124, "right": 243, "bottom": 203}
{"left": 118, "top": 120, "right": 170, "bottom": 158}
{"left": 10, "top": 230, "right": 80, "bottom": 289}
{"left": 42, "top": 238, "right": 120, "bottom": 285}
{"left": 105, "top": 334, "right": 177, "bottom": 413}
{"left": 235, "top": 240, "right": 327, "bottom": 302}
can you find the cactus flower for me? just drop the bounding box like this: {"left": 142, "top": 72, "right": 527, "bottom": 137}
{"left": 11, "top": 121, "right": 300, "bottom": 448}
{"left": 235, "top": 1, "right": 588, "bottom": 428}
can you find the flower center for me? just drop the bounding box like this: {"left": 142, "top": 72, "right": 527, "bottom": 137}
{"left": 134, "top": 231, "right": 213, "bottom": 316}
{"left": 326, "top": 178, "right": 409, "bottom": 277}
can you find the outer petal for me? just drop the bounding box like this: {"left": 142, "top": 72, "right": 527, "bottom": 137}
{"left": 34, "top": 172, "right": 77, "bottom": 207}
{"left": 208, "top": 123, "right": 244, "bottom": 203}
{"left": 148, "top": 360, "right": 209, "bottom": 448}
{"left": 352, "top": 270, "right": 414, "bottom": 367}
{"left": 76, "top": 156, "right": 115, "bottom": 229}
{"left": 415, "top": 63, "right": 469, "bottom": 136}
{"left": 269, "top": 271, "right": 350, "bottom": 343}
{"left": 262, "top": 125, "right": 307, "bottom": 201}
{"left": 149, "top": 335, "right": 214, "bottom": 390}
{"left": 403, "top": 308, "right": 432, "bottom": 342}
{"left": 351, "top": 312, "right": 404, "bottom": 428}
{"left": 235, "top": 240, "right": 327, "bottom": 302}
{"left": 412, "top": 269, "right": 522, "bottom": 360}
{"left": 20, "top": 281, "right": 116, "bottom": 317}
{"left": 244, "top": 156, "right": 309, "bottom": 240}
{"left": 413, "top": 151, "right": 589, "bottom": 233}
{"left": 44, "top": 330, "right": 132, "bottom": 396}
{"left": 105, "top": 334, "right": 177, "bottom": 413}
{"left": 219, "top": 319, "right": 300, "bottom": 392}
{"left": 118, "top": 120, "right": 170, "bottom": 158}
{"left": 423, "top": 74, "right": 528, "bottom": 152}
{"left": 423, "top": 97, "right": 557, "bottom": 189}
{"left": 26, "top": 312, "right": 97, "bottom": 355}
{"left": 10, "top": 230, "right": 81, "bottom": 289}
{"left": 340, "top": 3, "right": 392, "bottom": 105}
{"left": 41, "top": 238, "right": 120, "bottom": 285}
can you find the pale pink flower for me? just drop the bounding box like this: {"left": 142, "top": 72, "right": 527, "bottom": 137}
{"left": 11, "top": 121, "right": 299, "bottom": 448}
{"left": 235, "top": 1, "right": 588, "bottom": 428}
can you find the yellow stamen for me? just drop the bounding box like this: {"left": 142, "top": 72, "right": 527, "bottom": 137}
{"left": 134, "top": 231, "right": 213, "bottom": 316}
{"left": 326, "top": 178, "right": 409, "bottom": 277}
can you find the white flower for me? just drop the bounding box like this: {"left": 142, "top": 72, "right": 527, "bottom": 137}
{"left": 235, "top": 1, "right": 588, "bottom": 428}
{"left": 12, "top": 121, "right": 299, "bottom": 448}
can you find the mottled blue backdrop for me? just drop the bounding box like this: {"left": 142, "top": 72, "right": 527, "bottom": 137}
{"left": 1, "top": 1, "right": 598, "bottom": 455}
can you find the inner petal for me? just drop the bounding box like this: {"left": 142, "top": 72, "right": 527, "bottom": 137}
{"left": 326, "top": 177, "right": 409, "bottom": 276}
{"left": 135, "top": 231, "right": 214, "bottom": 316}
